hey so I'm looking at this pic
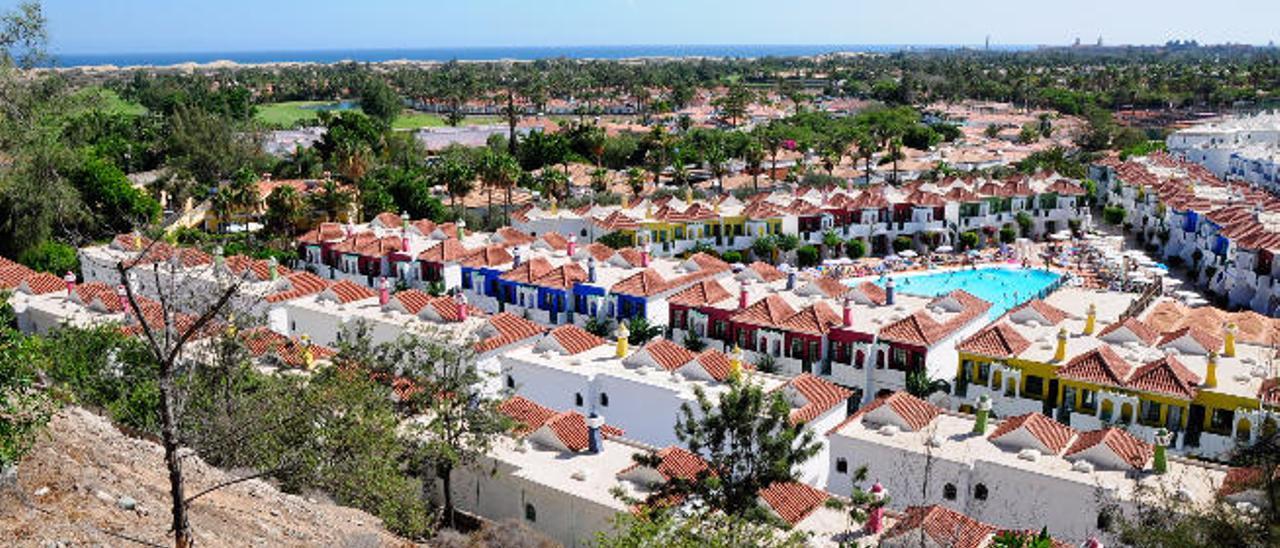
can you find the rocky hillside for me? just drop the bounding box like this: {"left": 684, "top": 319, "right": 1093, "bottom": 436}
{"left": 1, "top": 406, "right": 417, "bottom": 547}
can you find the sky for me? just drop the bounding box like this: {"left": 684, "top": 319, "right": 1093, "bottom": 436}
{"left": 15, "top": 0, "right": 1280, "bottom": 54}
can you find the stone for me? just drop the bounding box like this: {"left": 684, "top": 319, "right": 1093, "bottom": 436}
{"left": 33, "top": 486, "right": 50, "bottom": 497}
{"left": 117, "top": 496, "right": 137, "bottom": 510}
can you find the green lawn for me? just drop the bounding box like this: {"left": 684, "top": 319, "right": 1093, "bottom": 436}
{"left": 256, "top": 100, "right": 502, "bottom": 130}
{"left": 71, "top": 87, "right": 147, "bottom": 116}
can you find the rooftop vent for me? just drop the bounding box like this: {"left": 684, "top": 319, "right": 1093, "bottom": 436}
{"left": 571, "top": 469, "right": 588, "bottom": 482}
{"left": 1018, "top": 448, "right": 1041, "bottom": 462}
{"left": 878, "top": 424, "right": 901, "bottom": 437}
{"left": 926, "top": 434, "right": 944, "bottom": 448}
{"left": 1071, "top": 459, "right": 1095, "bottom": 473}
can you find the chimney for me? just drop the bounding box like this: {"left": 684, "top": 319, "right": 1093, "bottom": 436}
{"left": 641, "top": 245, "right": 650, "bottom": 267}
{"left": 378, "top": 276, "right": 390, "bottom": 307}
{"left": 1083, "top": 302, "right": 1097, "bottom": 335}
{"left": 739, "top": 282, "right": 750, "bottom": 310}
{"left": 567, "top": 236, "right": 577, "bottom": 257}
{"left": 455, "top": 292, "right": 469, "bottom": 322}
{"left": 115, "top": 284, "right": 129, "bottom": 315}
{"left": 973, "top": 395, "right": 991, "bottom": 434}
{"left": 262, "top": 172, "right": 272, "bottom": 182}
{"left": 268, "top": 257, "right": 279, "bottom": 281}
{"left": 864, "top": 482, "right": 887, "bottom": 534}
{"left": 1205, "top": 350, "right": 1218, "bottom": 388}
{"left": 615, "top": 323, "right": 630, "bottom": 358}
{"left": 456, "top": 219, "right": 467, "bottom": 240}
{"left": 513, "top": 247, "right": 522, "bottom": 266}
{"left": 1224, "top": 323, "right": 1237, "bottom": 357}
{"left": 1054, "top": 327, "right": 1068, "bottom": 362}
{"left": 885, "top": 278, "right": 896, "bottom": 306}
{"left": 843, "top": 297, "right": 853, "bottom": 327}
{"left": 63, "top": 270, "right": 76, "bottom": 297}
{"left": 786, "top": 271, "right": 796, "bottom": 290}
{"left": 588, "top": 257, "right": 597, "bottom": 283}
{"left": 586, "top": 413, "right": 604, "bottom": 454}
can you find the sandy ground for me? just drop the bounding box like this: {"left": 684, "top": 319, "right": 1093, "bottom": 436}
{"left": 0, "top": 407, "right": 417, "bottom": 547}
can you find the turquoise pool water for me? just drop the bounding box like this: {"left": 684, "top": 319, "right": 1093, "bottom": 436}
{"left": 868, "top": 268, "right": 1062, "bottom": 319}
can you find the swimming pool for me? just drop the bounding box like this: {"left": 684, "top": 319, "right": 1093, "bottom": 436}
{"left": 868, "top": 268, "right": 1062, "bottom": 319}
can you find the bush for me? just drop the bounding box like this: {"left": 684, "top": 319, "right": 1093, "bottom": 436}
{"left": 721, "top": 250, "right": 743, "bottom": 264}
{"left": 845, "top": 239, "right": 867, "bottom": 259}
{"left": 999, "top": 225, "right": 1017, "bottom": 244}
{"left": 596, "top": 231, "right": 633, "bottom": 249}
{"left": 682, "top": 330, "right": 707, "bottom": 352}
{"left": 18, "top": 241, "right": 80, "bottom": 275}
{"left": 1103, "top": 205, "right": 1126, "bottom": 226}
{"left": 796, "top": 245, "right": 820, "bottom": 267}
{"left": 1015, "top": 212, "right": 1034, "bottom": 236}
{"left": 892, "top": 236, "right": 913, "bottom": 254}
{"left": 960, "top": 231, "right": 980, "bottom": 250}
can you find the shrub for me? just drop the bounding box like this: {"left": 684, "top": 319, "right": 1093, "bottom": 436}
{"left": 18, "top": 241, "right": 79, "bottom": 275}
{"left": 682, "top": 330, "right": 707, "bottom": 352}
{"left": 596, "top": 231, "right": 633, "bottom": 249}
{"left": 1103, "top": 205, "right": 1126, "bottom": 226}
{"left": 846, "top": 239, "right": 867, "bottom": 259}
{"left": 960, "top": 231, "right": 980, "bottom": 250}
{"left": 892, "top": 236, "right": 913, "bottom": 254}
{"left": 1015, "top": 212, "right": 1034, "bottom": 236}
{"left": 796, "top": 245, "right": 820, "bottom": 267}
{"left": 721, "top": 250, "right": 743, "bottom": 264}
{"left": 999, "top": 225, "right": 1017, "bottom": 244}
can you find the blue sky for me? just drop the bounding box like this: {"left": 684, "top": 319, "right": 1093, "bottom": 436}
{"left": 15, "top": 0, "right": 1280, "bottom": 53}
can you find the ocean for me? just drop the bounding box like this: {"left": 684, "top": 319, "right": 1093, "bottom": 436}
{"left": 48, "top": 44, "right": 1034, "bottom": 68}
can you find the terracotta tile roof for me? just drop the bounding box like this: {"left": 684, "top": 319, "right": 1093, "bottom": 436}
{"left": 1066, "top": 428, "right": 1152, "bottom": 470}
{"left": 779, "top": 301, "right": 844, "bottom": 335}
{"left": 547, "top": 324, "right": 607, "bottom": 355}
{"left": 1056, "top": 345, "right": 1133, "bottom": 387}
{"left": 18, "top": 272, "right": 64, "bottom": 295}
{"left": 498, "top": 396, "right": 623, "bottom": 452}
{"left": 617, "top": 446, "right": 708, "bottom": 482}
{"left": 1126, "top": 355, "right": 1201, "bottom": 400}
{"left": 537, "top": 231, "right": 570, "bottom": 251}
{"left": 390, "top": 289, "right": 433, "bottom": 315}
{"left": 1157, "top": 326, "right": 1222, "bottom": 353}
{"left": 265, "top": 272, "right": 329, "bottom": 303}
{"left": 224, "top": 255, "right": 290, "bottom": 281}
{"left": 475, "top": 312, "right": 545, "bottom": 353}
{"left": 75, "top": 282, "right": 128, "bottom": 312}
{"left": 594, "top": 210, "right": 641, "bottom": 231}
{"left": 1013, "top": 299, "right": 1069, "bottom": 325}
{"left": 371, "top": 211, "right": 403, "bottom": 228}
{"left": 692, "top": 349, "right": 744, "bottom": 381}
{"left": 323, "top": 280, "right": 376, "bottom": 304}
{"left": 0, "top": 263, "right": 35, "bottom": 289}
{"left": 882, "top": 505, "right": 996, "bottom": 548}
{"left": 667, "top": 279, "right": 733, "bottom": 307}
{"left": 240, "top": 327, "right": 335, "bottom": 368}
{"left": 418, "top": 239, "right": 470, "bottom": 263}
{"left": 987, "top": 413, "right": 1079, "bottom": 454}
{"left": 296, "top": 223, "right": 347, "bottom": 245}
{"left": 956, "top": 322, "right": 1032, "bottom": 359}
{"left": 784, "top": 374, "right": 853, "bottom": 425}
{"left": 1097, "top": 316, "right": 1159, "bottom": 345}
{"left": 879, "top": 290, "right": 991, "bottom": 347}
{"left": 807, "top": 276, "right": 850, "bottom": 299}
{"left": 746, "top": 261, "right": 786, "bottom": 282}
{"left": 636, "top": 338, "right": 697, "bottom": 371}
{"left": 532, "top": 263, "right": 588, "bottom": 290}
{"left": 579, "top": 242, "right": 618, "bottom": 262}
{"left": 501, "top": 257, "right": 555, "bottom": 283}
{"left": 758, "top": 482, "right": 829, "bottom": 525}
{"left": 460, "top": 245, "right": 513, "bottom": 268}
{"left": 494, "top": 227, "right": 536, "bottom": 247}
{"left": 828, "top": 391, "right": 940, "bottom": 434}
{"left": 731, "top": 294, "right": 797, "bottom": 328}
{"left": 610, "top": 268, "right": 670, "bottom": 297}
{"left": 848, "top": 281, "right": 888, "bottom": 305}
{"left": 1219, "top": 466, "right": 1269, "bottom": 497}
{"left": 614, "top": 248, "right": 646, "bottom": 268}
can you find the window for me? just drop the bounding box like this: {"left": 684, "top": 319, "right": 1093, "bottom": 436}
{"left": 600, "top": 393, "right": 610, "bottom": 407}
{"left": 943, "top": 483, "right": 957, "bottom": 500}
{"left": 977, "top": 362, "right": 990, "bottom": 384}
{"left": 891, "top": 348, "right": 907, "bottom": 370}
{"left": 855, "top": 350, "right": 865, "bottom": 369}
{"left": 575, "top": 393, "right": 584, "bottom": 407}
{"left": 1096, "top": 509, "right": 1113, "bottom": 531}
{"left": 580, "top": 228, "right": 587, "bottom": 237}
{"left": 1080, "top": 388, "right": 1097, "bottom": 411}
{"left": 506, "top": 375, "right": 515, "bottom": 389}
{"left": 1023, "top": 375, "right": 1044, "bottom": 398}
{"left": 1140, "top": 400, "right": 1162, "bottom": 425}
{"left": 1210, "top": 408, "right": 1235, "bottom": 435}
{"left": 290, "top": 321, "right": 296, "bottom": 332}
{"left": 973, "top": 483, "right": 988, "bottom": 501}
{"left": 836, "top": 458, "right": 848, "bottom": 474}
{"left": 525, "top": 503, "right": 537, "bottom": 522}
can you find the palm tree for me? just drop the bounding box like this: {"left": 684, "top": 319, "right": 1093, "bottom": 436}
{"left": 478, "top": 149, "right": 521, "bottom": 226}
{"left": 744, "top": 141, "right": 765, "bottom": 191}
{"left": 265, "top": 186, "right": 307, "bottom": 235}
{"left": 853, "top": 129, "right": 880, "bottom": 185}
{"left": 433, "top": 148, "right": 476, "bottom": 219}
{"left": 309, "top": 179, "right": 354, "bottom": 222}
{"left": 625, "top": 167, "right": 647, "bottom": 198}
{"left": 540, "top": 169, "right": 569, "bottom": 201}
{"left": 704, "top": 141, "right": 729, "bottom": 194}
{"left": 822, "top": 230, "right": 844, "bottom": 259}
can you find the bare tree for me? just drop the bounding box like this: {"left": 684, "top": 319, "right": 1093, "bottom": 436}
{"left": 114, "top": 242, "right": 242, "bottom": 548}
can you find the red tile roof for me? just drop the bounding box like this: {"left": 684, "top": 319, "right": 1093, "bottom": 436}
{"left": 418, "top": 239, "right": 470, "bottom": 263}
{"left": 475, "top": 312, "right": 545, "bottom": 354}
{"left": 758, "top": 482, "right": 829, "bottom": 525}
{"left": 501, "top": 257, "right": 555, "bottom": 283}
{"left": 240, "top": 327, "right": 335, "bottom": 368}
{"left": 784, "top": 374, "right": 853, "bottom": 425}
{"left": 1126, "top": 355, "right": 1201, "bottom": 400}
{"left": 745, "top": 261, "right": 786, "bottom": 282}
{"left": 806, "top": 276, "right": 851, "bottom": 299}
{"left": 497, "top": 396, "right": 623, "bottom": 452}
{"left": 956, "top": 323, "right": 1032, "bottom": 359}
{"left": 731, "top": 294, "right": 797, "bottom": 328}
{"left": 779, "top": 302, "right": 844, "bottom": 335}
{"left": 324, "top": 279, "right": 376, "bottom": 304}
{"left": 610, "top": 268, "right": 671, "bottom": 297}
{"left": 829, "top": 391, "right": 940, "bottom": 434}
{"left": 265, "top": 272, "right": 329, "bottom": 303}
{"left": 617, "top": 446, "right": 708, "bottom": 482}
{"left": 390, "top": 289, "right": 433, "bottom": 315}
{"left": 1056, "top": 345, "right": 1133, "bottom": 387}
{"left": 882, "top": 505, "right": 996, "bottom": 548}
{"left": 987, "top": 413, "right": 1079, "bottom": 454}
{"left": 1013, "top": 299, "right": 1069, "bottom": 325}
{"left": 460, "top": 245, "right": 513, "bottom": 268}
{"left": 547, "top": 324, "right": 607, "bottom": 355}
{"left": 18, "top": 272, "right": 64, "bottom": 295}
{"left": 692, "top": 349, "right": 746, "bottom": 382}
{"left": 533, "top": 263, "right": 589, "bottom": 290}
{"left": 636, "top": 338, "right": 697, "bottom": 371}
{"left": 1097, "top": 316, "right": 1159, "bottom": 345}
{"left": 667, "top": 279, "right": 734, "bottom": 307}
{"left": 1066, "top": 428, "right": 1152, "bottom": 469}
{"left": 1157, "top": 326, "right": 1222, "bottom": 354}
{"left": 879, "top": 290, "right": 991, "bottom": 348}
